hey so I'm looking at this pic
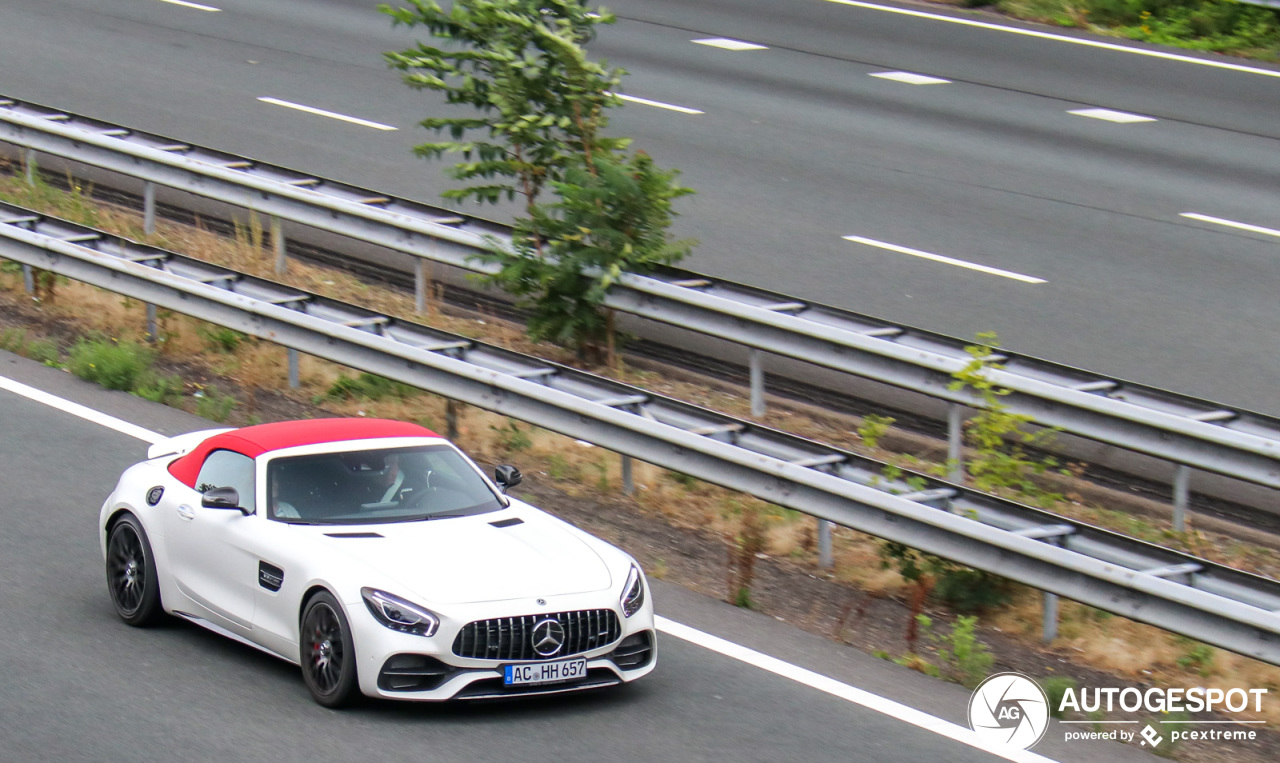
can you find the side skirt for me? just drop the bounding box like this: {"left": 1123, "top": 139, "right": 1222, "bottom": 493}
{"left": 173, "top": 610, "right": 300, "bottom": 665}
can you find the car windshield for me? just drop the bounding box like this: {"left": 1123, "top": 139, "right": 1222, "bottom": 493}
{"left": 267, "top": 444, "right": 504, "bottom": 524}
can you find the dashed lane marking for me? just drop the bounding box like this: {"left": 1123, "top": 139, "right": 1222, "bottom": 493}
{"left": 870, "top": 71, "right": 951, "bottom": 85}
{"left": 844, "top": 236, "right": 1046, "bottom": 283}
{"left": 257, "top": 97, "right": 398, "bottom": 131}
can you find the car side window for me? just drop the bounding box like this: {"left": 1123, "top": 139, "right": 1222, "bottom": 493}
{"left": 196, "top": 449, "right": 256, "bottom": 514}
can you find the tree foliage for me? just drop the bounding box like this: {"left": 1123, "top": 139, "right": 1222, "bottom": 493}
{"left": 382, "top": 0, "right": 695, "bottom": 358}
{"left": 948, "top": 332, "right": 1060, "bottom": 503}
{"left": 479, "top": 151, "right": 694, "bottom": 352}
{"left": 382, "top": 0, "right": 627, "bottom": 214}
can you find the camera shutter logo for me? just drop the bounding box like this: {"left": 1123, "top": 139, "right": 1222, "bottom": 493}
{"left": 968, "top": 673, "right": 1050, "bottom": 751}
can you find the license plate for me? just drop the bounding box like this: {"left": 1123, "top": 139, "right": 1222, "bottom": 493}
{"left": 503, "top": 657, "right": 587, "bottom": 686}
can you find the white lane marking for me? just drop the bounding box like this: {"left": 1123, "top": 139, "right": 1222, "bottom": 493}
{"left": 843, "top": 236, "right": 1047, "bottom": 283}
{"left": 157, "top": 0, "right": 221, "bottom": 10}
{"left": 3, "top": 372, "right": 1055, "bottom": 760}
{"left": 1068, "top": 108, "right": 1156, "bottom": 123}
{"left": 1181, "top": 213, "right": 1280, "bottom": 238}
{"left": 612, "top": 93, "right": 704, "bottom": 115}
{"left": 658, "top": 616, "right": 1059, "bottom": 763}
{"left": 0, "top": 375, "right": 165, "bottom": 444}
{"left": 870, "top": 71, "right": 951, "bottom": 85}
{"left": 692, "top": 38, "right": 768, "bottom": 51}
{"left": 257, "top": 98, "right": 398, "bottom": 131}
{"left": 824, "top": 0, "right": 1280, "bottom": 79}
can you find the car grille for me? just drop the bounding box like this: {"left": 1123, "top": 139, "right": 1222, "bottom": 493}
{"left": 452, "top": 609, "right": 620, "bottom": 661}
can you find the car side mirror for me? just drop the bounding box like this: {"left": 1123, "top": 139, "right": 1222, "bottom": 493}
{"left": 493, "top": 465, "right": 522, "bottom": 493}
{"left": 202, "top": 486, "right": 249, "bottom": 515}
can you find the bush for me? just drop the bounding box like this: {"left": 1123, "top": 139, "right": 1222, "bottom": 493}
{"left": 68, "top": 337, "right": 153, "bottom": 391}
{"left": 24, "top": 338, "right": 60, "bottom": 365}
{"left": 1042, "top": 676, "right": 1077, "bottom": 718}
{"left": 134, "top": 372, "right": 184, "bottom": 405}
{"left": 996, "top": 0, "right": 1280, "bottom": 58}
{"left": 195, "top": 385, "right": 236, "bottom": 422}
{"left": 857, "top": 414, "right": 895, "bottom": 449}
{"left": 933, "top": 568, "right": 1012, "bottom": 614}
{"left": 491, "top": 420, "right": 533, "bottom": 452}
{"left": 326, "top": 372, "right": 417, "bottom": 401}
{"left": 1176, "top": 642, "right": 1216, "bottom": 677}
{"left": 935, "top": 615, "right": 995, "bottom": 689}
{"left": 0, "top": 327, "right": 26, "bottom": 353}
{"left": 197, "top": 324, "right": 247, "bottom": 354}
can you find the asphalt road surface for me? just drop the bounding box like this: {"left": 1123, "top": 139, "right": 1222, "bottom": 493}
{"left": 0, "top": 350, "right": 1166, "bottom": 762}
{"left": 0, "top": 0, "right": 1278, "bottom": 416}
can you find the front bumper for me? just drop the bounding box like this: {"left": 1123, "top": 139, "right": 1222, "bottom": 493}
{"left": 352, "top": 597, "right": 657, "bottom": 701}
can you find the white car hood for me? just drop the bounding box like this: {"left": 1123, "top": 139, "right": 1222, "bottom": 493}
{"left": 316, "top": 510, "right": 612, "bottom": 604}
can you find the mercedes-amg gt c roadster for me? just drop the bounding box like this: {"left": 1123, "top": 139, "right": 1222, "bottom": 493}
{"left": 99, "top": 418, "right": 656, "bottom": 706}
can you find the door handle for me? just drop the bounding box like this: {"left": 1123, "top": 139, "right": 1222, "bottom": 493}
{"left": 177, "top": 504, "right": 196, "bottom": 520}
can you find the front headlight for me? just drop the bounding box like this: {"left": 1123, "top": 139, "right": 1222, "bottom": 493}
{"left": 361, "top": 588, "right": 440, "bottom": 637}
{"left": 620, "top": 564, "right": 645, "bottom": 618}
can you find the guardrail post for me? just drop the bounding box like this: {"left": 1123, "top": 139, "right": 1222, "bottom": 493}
{"left": 145, "top": 303, "right": 157, "bottom": 342}
{"left": 1173, "top": 464, "right": 1190, "bottom": 533}
{"left": 749, "top": 349, "right": 765, "bottom": 418}
{"left": 288, "top": 348, "right": 300, "bottom": 389}
{"left": 272, "top": 215, "right": 287, "bottom": 275}
{"left": 414, "top": 257, "right": 427, "bottom": 314}
{"left": 23, "top": 148, "right": 35, "bottom": 185}
{"left": 621, "top": 454, "right": 634, "bottom": 496}
{"left": 818, "top": 519, "right": 833, "bottom": 570}
{"left": 21, "top": 264, "right": 34, "bottom": 295}
{"left": 445, "top": 400, "right": 459, "bottom": 439}
{"left": 1042, "top": 591, "right": 1059, "bottom": 642}
{"left": 143, "top": 181, "right": 156, "bottom": 236}
{"left": 947, "top": 403, "right": 965, "bottom": 484}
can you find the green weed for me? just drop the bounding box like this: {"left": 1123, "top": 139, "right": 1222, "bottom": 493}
{"left": 858, "top": 413, "right": 896, "bottom": 449}
{"left": 934, "top": 615, "right": 994, "bottom": 689}
{"left": 68, "top": 337, "right": 153, "bottom": 391}
{"left": 326, "top": 372, "right": 418, "bottom": 401}
{"left": 195, "top": 385, "right": 236, "bottom": 422}
{"left": 197, "top": 324, "right": 248, "bottom": 354}
{"left": 1042, "top": 676, "right": 1077, "bottom": 719}
{"left": 134, "top": 372, "right": 184, "bottom": 405}
{"left": 491, "top": 420, "right": 533, "bottom": 452}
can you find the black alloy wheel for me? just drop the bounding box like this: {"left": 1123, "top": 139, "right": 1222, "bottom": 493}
{"left": 300, "top": 591, "right": 359, "bottom": 707}
{"left": 106, "top": 513, "right": 162, "bottom": 626}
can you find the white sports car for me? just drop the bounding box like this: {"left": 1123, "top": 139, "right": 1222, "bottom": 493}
{"left": 99, "top": 418, "right": 656, "bottom": 706}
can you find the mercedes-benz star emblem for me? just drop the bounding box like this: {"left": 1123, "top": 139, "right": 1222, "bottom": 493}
{"left": 531, "top": 618, "right": 565, "bottom": 657}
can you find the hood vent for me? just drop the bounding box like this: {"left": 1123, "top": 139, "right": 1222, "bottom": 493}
{"left": 324, "top": 531, "right": 384, "bottom": 538}
{"left": 489, "top": 517, "right": 524, "bottom": 528}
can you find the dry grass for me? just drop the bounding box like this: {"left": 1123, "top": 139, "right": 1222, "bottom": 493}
{"left": 3, "top": 167, "right": 1280, "bottom": 717}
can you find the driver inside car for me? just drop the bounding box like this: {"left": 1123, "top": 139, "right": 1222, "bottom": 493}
{"left": 372, "top": 453, "right": 405, "bottom": 504}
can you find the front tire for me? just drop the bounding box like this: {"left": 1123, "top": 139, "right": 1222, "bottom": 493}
{"left": 106, "top": 513, "right": 163, "bottom": 626}
{"left": 300, "top": 591, "right": 359, "bottom": 707}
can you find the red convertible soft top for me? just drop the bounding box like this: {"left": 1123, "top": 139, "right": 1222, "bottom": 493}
{"left": 167, "top": 418, "right": 438, "bottom": 488}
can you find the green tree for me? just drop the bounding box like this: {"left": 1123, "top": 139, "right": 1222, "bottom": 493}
{"left": 381, "top": 0, "right": 625, "bottom": 220}
{"left": 479, "top": 151, "right": 694, "bottom": 360}
{"left": 949, "top": 332, "right": 1060, "bottom": 503}
{"left": 382, "top": 0, "right": 694, "bottom": 361}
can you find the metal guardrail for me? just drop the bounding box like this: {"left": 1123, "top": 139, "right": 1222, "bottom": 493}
{"left": 3, "top": 201, "right": 1280, "bottom": 664}
{"left": 2, "top": 97, "right": 1279, "bottom": 498}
